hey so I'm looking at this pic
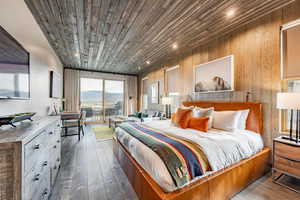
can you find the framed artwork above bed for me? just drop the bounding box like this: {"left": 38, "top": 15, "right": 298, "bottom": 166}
{"left": 194, "top": 55, "right": 234, "bottom": 93}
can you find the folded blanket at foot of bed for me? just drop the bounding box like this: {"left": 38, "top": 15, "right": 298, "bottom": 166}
{"left": 118, "top": 122, "right": 209, "bottom": 188}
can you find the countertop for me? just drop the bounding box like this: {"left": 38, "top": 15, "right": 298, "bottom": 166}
{"left": 0, "top": 116, "right": 60, "bottom": 144}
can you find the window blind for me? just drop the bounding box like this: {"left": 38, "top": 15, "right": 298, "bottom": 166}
{"left": 141, "top": 78, "right": 149, "bottom": 110}
{"left": 282, "top": 23, "right": 300, "bottom": 79}
{"left": 165, "top": 65, "right": 180, "bottom": 95}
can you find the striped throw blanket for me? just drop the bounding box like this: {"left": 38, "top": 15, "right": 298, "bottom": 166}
{"left": 118, "top": 122, "right": 207, "bottom": 187}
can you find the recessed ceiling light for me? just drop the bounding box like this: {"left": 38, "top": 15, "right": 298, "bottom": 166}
{"left": 172, "top": 43, "right": 178, "bottom": 50}
{"left": 75, "top": 53, "right": 80, "bottom": 57}
{"left": 146, "top": 61, "right": 150, "bottom": 65}
{"left": 226, "top": 9, "right": 236, "bottom": 18}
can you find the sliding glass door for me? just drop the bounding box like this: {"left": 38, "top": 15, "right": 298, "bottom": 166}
{"left": 80, "top": 78, "right": 124, "bottom": 123}
{"left": 104, "top": 80, "right": 124, "bottom": 120}
{"left": 80, "top": 78, "right": 104, "bottom": 123}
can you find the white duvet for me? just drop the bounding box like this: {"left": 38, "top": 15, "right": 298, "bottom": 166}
{"left": 115, "top": 120, "right": 264, "bottom": 192}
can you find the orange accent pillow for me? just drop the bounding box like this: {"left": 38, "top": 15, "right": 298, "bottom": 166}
{"left": 171, "top": 113, "right": 176, "bottom": 124}
{"left": 188, "top": 117, "right": 209, "bottom": 132}
{"left": 173, "top": 108, "right": 192, "bottom": 129}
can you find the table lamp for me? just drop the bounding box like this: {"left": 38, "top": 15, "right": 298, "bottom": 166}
{"left": 277, "top": 92, "right": 300, "bottom": 142}
{"left": 162, "top": 97, "right": 174, "bottom": 118}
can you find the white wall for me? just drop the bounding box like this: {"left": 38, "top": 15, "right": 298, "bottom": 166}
{"left": 0, "top": 0, "right": 63, "bottom": 116}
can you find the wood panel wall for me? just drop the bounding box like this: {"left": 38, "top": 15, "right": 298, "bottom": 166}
{"left": 139, "top": 0, "right": 300, "bottom": 147}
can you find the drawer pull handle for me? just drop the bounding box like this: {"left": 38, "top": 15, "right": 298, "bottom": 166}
{"left": 34, "top": 174, "right": 40, "bottom": 181}
{"left": 57, "top": 140, "right": 60, "bottom": 143}
{"left": 43, "top": 161, "right": 48, "bottom": 166}
{"left": 34, "top": 144, "right": 40, "bottom": 150}
{"left": 42, "top": 189, "right": 48, "bottom": 199}
{"left": 54, "top": 166, "right": 57, "bottom": 170}
{"left": 54, "top": 145, "right": 57, "bottom": 149}
{"left": 49, "top": 132, "right": 53, "bottom": 135}
{"left": 57, "top": 158, "right": 60, "bottom": 162}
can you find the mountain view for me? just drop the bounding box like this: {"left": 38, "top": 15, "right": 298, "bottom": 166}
{"left": 80, "top": 90, "right": 123, "bottom": 103}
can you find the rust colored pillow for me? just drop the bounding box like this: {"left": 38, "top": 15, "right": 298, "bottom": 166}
{"left": 188, "top": 117, "right": 209, "bottom": 132}
{"left": 171, "top": 113, "right": 176, "bottom": 125}
{"left": 174, "top": 108, "right": 192, "bottom": 128}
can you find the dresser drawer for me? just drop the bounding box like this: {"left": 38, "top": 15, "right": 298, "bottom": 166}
{"left": 24, "top": 132, "right": 48, "bottom": 174}
{"left": 24, "top": 162, "right": 50, "bottom": 200}
{"left": 35, "top": 188, "right": 50, "bottom": 200}
{"left": 25, "top": 131, "right": 45, "bottom": 158}
{"left": 31, "top": 173, "right": 50, "bottom": 200}
{"left": 51, "top": 160, "right": 60, "bottom": 186}
{"left": 274, "top": 156, "right": 300, "bottom": 177}
{"left": 50, "top": 139, "right": 61, "bottom": 163}
{"left": 274, "top": 142, "right": 300, "bottom": 162}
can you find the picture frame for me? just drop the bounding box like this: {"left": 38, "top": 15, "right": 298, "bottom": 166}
{"left": 50, "top": 71, "right": 61, "bottom": 98}
{"left": 193, "top": 55, "right": 234, "bottom": 93}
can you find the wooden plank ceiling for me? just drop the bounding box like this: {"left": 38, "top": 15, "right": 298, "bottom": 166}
{"left": 25, "top": 0, "right": 294, "bottom": 75}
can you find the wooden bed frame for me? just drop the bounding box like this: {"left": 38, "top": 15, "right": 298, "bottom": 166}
{"left": 113, "top": 101, "right": 271, "bottom": 200}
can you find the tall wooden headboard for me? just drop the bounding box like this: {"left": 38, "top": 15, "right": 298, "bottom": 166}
{"left": 182, "top": 101, "right": 263, "bottom": 134}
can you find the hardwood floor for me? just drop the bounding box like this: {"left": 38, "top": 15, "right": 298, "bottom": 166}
{"left": 50, "top": 126, "right": 300, "bottom": 200}
{"left": 49, "top": 126, "right": 138, "bottom": 200}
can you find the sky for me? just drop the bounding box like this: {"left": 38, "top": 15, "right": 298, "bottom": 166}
{"left": 80, "top": 78, "right": 124, "bottom": 93}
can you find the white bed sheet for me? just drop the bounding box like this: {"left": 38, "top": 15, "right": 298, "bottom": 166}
{"left": 115, "top": 120, "right": 264, "bottom": 192}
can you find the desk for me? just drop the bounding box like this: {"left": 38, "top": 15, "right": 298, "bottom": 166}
{"left": 61, "top": 112, "right": 80, "bottom": 120}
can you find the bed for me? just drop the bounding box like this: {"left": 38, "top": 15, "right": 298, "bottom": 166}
{"left": 113, "top": 101, "right": 271, "bottom": 200}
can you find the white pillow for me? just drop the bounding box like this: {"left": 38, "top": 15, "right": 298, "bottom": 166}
{"left": 237, "top": 110, "right": 250, "bottom": 130}
{"left": 193, "top": 107, "right": 214, "bottom": 129}
{"left": 212, "top": 111, "right": 241, "bottom": 131}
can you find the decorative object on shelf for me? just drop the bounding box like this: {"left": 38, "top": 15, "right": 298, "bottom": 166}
{"left": 162, "top": 96, "right": 174, "bottom": 118}
{"left": 277, "top": 92, "right": 300, "bottom": 142}
{"left": 151, "top": 81, "right": 159, "bottom": 104}
{"left": 194, "top": 55, "right": 234, "bottom": 93}
{"left": 0, "top": 112, "right": 36, "bottom": 127}
{"left": 48, "top": 102, "right": 62, "bottom": 116}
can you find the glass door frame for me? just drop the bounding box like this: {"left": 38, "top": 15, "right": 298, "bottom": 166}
{"left": 80, "top": 76, "right": 126, "bottom": 124}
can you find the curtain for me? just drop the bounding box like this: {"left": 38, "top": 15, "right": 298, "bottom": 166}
{"left": 64, "top": 69, "right": 80, "bottom": 112}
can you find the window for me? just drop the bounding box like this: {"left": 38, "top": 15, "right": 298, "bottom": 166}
{"left": 142, "top": 94, "right": 148, "bottom": 110}
{"left": 165, "top": 65, "right": 180, "bottom": 95}
{"left": 141, "top": 77, "right": 149, "bottom": 110}
{"left": 281, "top": 19, "right": 300, "bottom": 132}
{"left": 282, "top": 80, "right": 300, "bottom": 132}
{"left": 281, "top": 21, "right": 300, "bottom": 79}
{"left": 165, "top": 65, "right": 180, "bottom": 111}
{"left": 80, "top": 78, "right": 125, "bottom": 123}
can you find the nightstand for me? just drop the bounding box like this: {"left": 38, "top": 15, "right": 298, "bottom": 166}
{"left": 273, "top": 136, "right": 300, "bottom": 193}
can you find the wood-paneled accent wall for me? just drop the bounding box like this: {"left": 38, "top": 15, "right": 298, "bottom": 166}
{"left": 139, "top": 0, "right": 300, "bottom": 147}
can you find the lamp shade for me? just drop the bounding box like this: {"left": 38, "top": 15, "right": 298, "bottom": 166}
{"left": 277, "top": 92, "right": 300, "bottom": 109}
{"left": 162, "top": 97, "right": 174, "bottom": 105}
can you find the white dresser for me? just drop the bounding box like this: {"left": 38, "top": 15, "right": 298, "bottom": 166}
{"left": 0, "top": 116, "right": 61, "bottom": 200}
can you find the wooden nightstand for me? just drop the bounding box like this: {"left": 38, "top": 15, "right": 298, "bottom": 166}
{"left": 273, "top": 136, "right": 300, "bottom": 193}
